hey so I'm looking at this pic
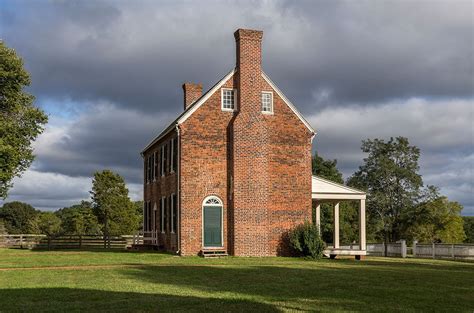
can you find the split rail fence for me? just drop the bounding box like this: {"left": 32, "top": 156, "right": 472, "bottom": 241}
{"left": 0, "top": 234, "right": 143, "bottom": 250}
{"left": 0, "top": 231, "right": 159, "bottom": 250}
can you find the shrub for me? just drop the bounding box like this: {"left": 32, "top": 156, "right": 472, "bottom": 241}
{"left": 289, "top": 221, "right": 325, "bottom": 259}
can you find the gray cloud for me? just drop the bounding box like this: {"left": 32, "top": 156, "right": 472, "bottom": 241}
{"left": 0, "top": 1, "right": 472, "bottom": 214}
{"left": 1, "top": 0, "right": 472, "bottom": 114}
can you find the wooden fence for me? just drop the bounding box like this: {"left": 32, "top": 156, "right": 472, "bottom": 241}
{"left": 0, "top": 234, "right": 138, "bottom": 250}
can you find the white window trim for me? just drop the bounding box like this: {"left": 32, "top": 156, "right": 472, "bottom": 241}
{"left": 221, "top": 88, "right": 237, "bottom": 112}
{"left": 261, "top": 91, "right": 274, "bottom": 114}
{"left": 161, "top": 197, "right": 165, "bottom": 233}
{"left": 170, "top": 193, "right": 176, "bottom": 233}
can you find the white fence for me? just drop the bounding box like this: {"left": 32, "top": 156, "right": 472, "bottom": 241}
{"left": 366, "top": 241, "right": 474, "bottom": 260}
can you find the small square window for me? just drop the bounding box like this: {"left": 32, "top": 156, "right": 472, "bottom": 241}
{"left": 262, "top": 92, "right": 273, "bottom": 113}
{"left": 221, "top": 88, "right": 236, "bottom": 111}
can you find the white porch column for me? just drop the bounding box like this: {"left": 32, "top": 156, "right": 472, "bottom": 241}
{"left": 333, "top": 202, "right": 340, "bottom": 249}
{"left": 359, "top": 199, "right": 366, "bottom": 251}
{"left": 315, "top": 202, "right": 321, "bottom": 234}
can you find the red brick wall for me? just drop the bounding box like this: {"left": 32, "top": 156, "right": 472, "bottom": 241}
{"left": 143, "top": 130, "right": 179, "bottom": 252}
{"left": 230, "top": 29, "right": 312, "bottom": 256}
{"left": 179, "top": 77, "right": 237, "bottom": 256}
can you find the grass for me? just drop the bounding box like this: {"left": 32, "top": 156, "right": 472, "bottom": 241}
{"left": 0, "top": 249, "right": 472, "bottom": 312}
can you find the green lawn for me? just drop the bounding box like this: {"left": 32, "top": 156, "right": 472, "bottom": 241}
{"left": 0, "top": 249, "right": 472, "bottom": 312}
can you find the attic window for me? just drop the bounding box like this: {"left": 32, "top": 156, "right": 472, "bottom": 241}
{"left": 221, "top": 88, "right": 236, "bottom": 111}
{"left": 261, "top": 91, "right": 273, "bottom": 113}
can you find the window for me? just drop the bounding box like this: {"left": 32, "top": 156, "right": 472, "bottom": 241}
{"left": 164, "top": 196, "right": 170, "bottom": 233}
{"left": 171, "top": 137, "right": 177, "bottom": 173}
{"left": 167, "top": 140, "right": 171, "bottom": 173}
{"left": 153, "top": 203, "right": 157, "bottom": 231}
{"left": 221, "top": 88, "right": 236, "bottom": 111}
{"left": 160, "top": 197, "right": 165, "bottom": 233}
{"left": 261, "top": 91, "right": 273, "bottom": 113}
{"left": 144, "top": 159, "right": 148, "bottom": 183}
{"left": 160, "top": 145, "right": 165, "bottom": 176}
{"left": 171, "top": 193, "right": 177, "bottom": 233}
{"left": 144, "top": 201, "right": 152, "bottom": 232}
{"left": 153, "top": 151, "right": 158, "bottom": 180}
{"left": 148, "top": 155, "right": 153, "bottom": 182}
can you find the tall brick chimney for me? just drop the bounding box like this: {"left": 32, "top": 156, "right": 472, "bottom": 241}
{"left": 234, "top": 29, "right": 263, "bottom": 112}
{"left": 232, "top": 28, "right": 270, "bottom": 256}
{"left": 182, "top": 83, "right": 202, "bottom": 110}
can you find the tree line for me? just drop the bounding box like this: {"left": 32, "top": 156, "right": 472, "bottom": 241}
{"left": 313, "top": 137, "right": 471, "bottom": 244}
{"left": 0, "top": 170, "right": 143, "bottom": 243}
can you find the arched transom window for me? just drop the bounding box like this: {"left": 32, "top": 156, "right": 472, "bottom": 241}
{"left": 203, "top": 196, "right": 222, "bottom": 206}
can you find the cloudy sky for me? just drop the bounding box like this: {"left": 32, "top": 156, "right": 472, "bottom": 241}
{"left": 1, "top": 0, "right": 473, "bottom": 214}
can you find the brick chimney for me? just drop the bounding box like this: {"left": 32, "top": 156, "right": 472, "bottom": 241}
{"left": 182, "top": 83, "right": 202, "bottom": 110}
{"left": 232, "top": 28, "right": 270, "bottom": 256}
{"left": 234, "top": 29, "right": 263, "bottom": 113}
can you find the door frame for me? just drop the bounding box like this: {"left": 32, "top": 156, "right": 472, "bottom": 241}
{"left": 202, "top": 195, "right": 224, "bottom": 248}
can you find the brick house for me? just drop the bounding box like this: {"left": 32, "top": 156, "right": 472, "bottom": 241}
{"left": 141, "top": 28, "right": 317, "bottom": 257}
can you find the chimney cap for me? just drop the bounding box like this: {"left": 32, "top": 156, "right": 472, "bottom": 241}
{"left": 182, "top": 82, "right": 202, "bottom": 89}
{"left": 234, "top": 28, "right": 263, "bottom": 41}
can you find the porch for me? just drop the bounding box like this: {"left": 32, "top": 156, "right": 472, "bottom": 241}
{"left": 312, "top": 176, "right": 367, "bottom": 259}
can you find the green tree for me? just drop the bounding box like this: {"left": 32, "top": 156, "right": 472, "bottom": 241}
{"left": 36, "top": 212, "right": 62, "bottom": 249}
{"left": 312, "top": 151, "right": 343, "bottom": 184}
{"left": 312, "top": 151, "right": 358, "bottom": 244}
{"left": 0, "top": 41, "right": 48, "bottom": 198}
{"left": 55, "top": 201, "right": 101, "bottom": 235}
{"left": 403, "top": 196, "right": 466, "bottom": 243}
{"left": 463, "top": 216, "right": 474, "bottom": 243}
{"left": 0, "top": 201, "right": 40, "bottom": 234}
{"left": 90, "top": 170, "right": 137, "bottom": 248}
{"left": 348, "top": 137, "right": 423, "bottom": 249}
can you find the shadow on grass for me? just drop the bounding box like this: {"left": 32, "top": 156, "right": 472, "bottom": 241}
{"left": 121, "top": 262, "right": 474, "bottom": 312}
{"left": 0, "top": 288, "right": 279, "bottom": 313}
{"left": 28, "top": 248, "right": 169, "bottom": 255}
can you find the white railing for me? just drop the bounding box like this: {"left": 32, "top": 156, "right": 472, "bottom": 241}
{"left": 366, "top": 241, "right": 474, "bottom": 260}
{"left": 132, "top": 230, "right": 159, "bottom": 246}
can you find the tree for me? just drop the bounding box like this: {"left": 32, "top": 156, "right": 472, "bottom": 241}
{"left": 0, "top": 201, "right": 40, "bottom": 234}
{"left": 36, "top": 212, "right": 62, "bottom": 249}
{"left": 0, "top": 41, "right": 48, "bottom": 198}
{"left": 90, "top": 170, "right": 135, "bottom": 248}
{"left": 312, "top": 151, "right": 358, "bottom": 244}
{"left": 55, "top": 201, "right": 101, "bottom": 235}
{"left": 403, "top": 196, "right": 465, "bottom": 243}
{"left": 463, "top": 216, "right": 474, "bottom": 243}
{"left": 348, "top": 137, "right": 423, "bottom": 251}
{"left": 312, "top": 151, "right": 343, "bottom": 184}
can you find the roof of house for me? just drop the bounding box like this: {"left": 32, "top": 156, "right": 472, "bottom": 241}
{"left": 141, "top": 68, "right": 316, "bottom": 155}
{"left": 312, "top": 176, "right": 366, "bottom": 200}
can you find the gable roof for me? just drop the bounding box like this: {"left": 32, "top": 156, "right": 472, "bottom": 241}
{"left": 262, "top": 72, "right": 315, "bottom": 134}
{"left": 141, "top": 68, "right": 316, "bottom": 154}
{"left": 141, "top": 68, "right": 236, "bottom": 154}
{"left": 312, "top": 176, "right": 366, "bottom": 200}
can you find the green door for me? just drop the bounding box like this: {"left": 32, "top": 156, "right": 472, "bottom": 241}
{"left": 203, "top": 205, "right": 222, "bottom": 247}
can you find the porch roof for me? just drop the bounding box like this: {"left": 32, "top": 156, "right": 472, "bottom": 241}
{"left": 312, "top": 176, "right": 366, "bottom": 200}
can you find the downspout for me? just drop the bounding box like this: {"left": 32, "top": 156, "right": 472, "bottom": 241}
{"left": 175, "top": 124, "right": 181, "bottom": 255}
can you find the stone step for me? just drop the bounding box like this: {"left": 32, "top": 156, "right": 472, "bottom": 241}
{"left": 201, "top": 249, "right": 228, "bottom": 258}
